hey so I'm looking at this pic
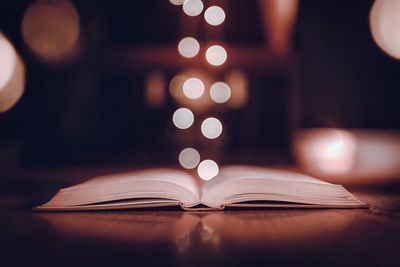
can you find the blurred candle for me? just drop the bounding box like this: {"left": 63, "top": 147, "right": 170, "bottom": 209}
{"left": 225, "top": 70, "right": 249, "bottom": 108}
{"left": 145, "top": 71, "right": 165, "bottom": 108}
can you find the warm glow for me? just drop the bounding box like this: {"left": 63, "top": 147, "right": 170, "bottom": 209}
{"left": 201, "top": 117, "right": 222, "bottom": 139}
{"left": 169, "top": 0, "right": 185, "bottom": 6}
{"left": 259, "top": 0, "right": 299, "bottom": 55}
{"left": 183, "top": 77, "right": 204, "bottom": 99}
{"left": 204, "top": 6, "right": 225, "bottom": 26}
{"left": 172, "top": 108, "right": 194, "bottom": 129}
{"left": 225, "top": 70, "right": 249, "bottom": 108}
{"left": 178, "top": 37, "right": 200, "bottom": 58}
{"left": 21, "top": 0, "right": 80, "bottom": 62}
{"left": 197, "top": 159, "right": 219, "bottom": 181}
{"left": 183, "top": 0, "right": 204, "bottom": 17}
{"left": 179, "top": 148, "right": 201, "bottom": 169}
{"left": 0, "top": 33, "right": 25, "bottom": 113}
{"left": 210, "top": 82, "right": 231, "bottom": 104}
{"left": 370, "top": 0, "right": 400, "bottom": 59}
{"left": 297, "top": 130, "right": 357, "bottom": 175}
{"left": 205, "top": 45, "right": 227, "bottom": 66}
{"left": 169, "top": 70, "right": 214, "bottom": 113}
{"left": 145, "top": 71, "right": 165, "bottom": 108}
{"left": 311, "top": 130, "right": 357, "bottom": 174}
{"left": 296, "top": 129, "right": 400, "bottom": 182}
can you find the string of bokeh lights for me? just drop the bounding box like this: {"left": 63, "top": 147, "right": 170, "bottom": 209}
{"left": 169, "top": 0, "right": 231, "bottom": 181}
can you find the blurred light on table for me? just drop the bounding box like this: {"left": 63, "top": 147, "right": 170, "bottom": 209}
{"left": 0, "top": 33, "right": 25, "bottom": 113}
{"left": 210, "top": 82, "right": 231, "bottom": 104}
{"left": 145, "top": 71, "right": 165, "bottom": 108}
{"left": 183, "top": 77, "right": 205, "bottom": 99}
{"left": 179, "top": 147, "right": 201, "bottom": 169}
{"left": 21, "top": 0, "right": 80, "bottom": 63}
{"left": 183, "top": 0, "right": 204, "bottom": 17}
{"left": 294, "top": 128, "right": 400, "bottom": 183}
{"left": 178, "top": 37, "right": 200, "bottom": 58}
{"left": 198, "top": 159, "right": 219, "bottom": 180}
{"left": 370, "top": 0, "right": 400, "bottom": 59}
{"left": 205, "top": 45, "right": 227, "bottom": 66}
{"left": 173, "top": 108, "right": 194, "bottom": 129}
{"left": 204, "top": 6, "right": 225, "bottom": 26}
{"left": 201, "top": 117, "right": 222, "bottom": 139}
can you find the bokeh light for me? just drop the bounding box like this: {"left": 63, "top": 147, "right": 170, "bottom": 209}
{"left": 145, "top": 71, "right": 165, "bottom": 108}
{"left": 21, "top": 0, "right": 80, "bottom": 62}
{"left": 204, "top": 6, "right": 225, "bottom": 26}
{"left": 178, "top": 37, "right": 200, "bottom": 58}
{"left": 296, "top": 129, "right": 357, "bottom": 176}
{"left": 169, "top": 69, "right": 214, "bottom": 113}
{"left": 169, "top": 0, "right": 185, "bottom": 6}
{"left": 183, "top": 77, "right": 204, "bottom": 99}
{"left": 225, "top": 70, "right": 249, "bottom": 108}
{"left": 183, "top": 0, "right": 204, "bottom": 17}
{"left": 205, "top": 45, "right": 227, "bottom": 66}
{"left": 311, "top": 130, "right": 357, "bottom": 174}
{"left": 210, "top": 82, "right": 231, "bottom": 103}
{"left": 370, "top": 0, "right": 400, "bottom": 59}
{"left": 0, "top": 33, "right": 25, "bottom": 113}
{"left": 179, "top": 147, "right": 201, "bottom": 169}
{"left": 197, "top": 159, "right": 219, "bottom": 181}
{"left": 172, "top": 108, "right": 194, "bottom": 129}
{"left": 201, "top": 117, "right": 222, "bottom": 139}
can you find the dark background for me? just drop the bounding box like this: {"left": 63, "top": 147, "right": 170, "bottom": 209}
{"left": 0, "top": 0, "right": 399, "bottom": 167}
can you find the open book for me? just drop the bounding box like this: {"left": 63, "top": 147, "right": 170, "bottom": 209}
{"left": 35, "top": 165, "right": 367, "bottom": 211}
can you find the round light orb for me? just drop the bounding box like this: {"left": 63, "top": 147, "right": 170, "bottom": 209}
{"left": 197, "top": 159, "right": 219, "bottom": 181}
{"left": 0, "top": 33, "right": 25, "bottom": 113}
{"left": 172, "top": 108, "right": 194, "bottom": 129}
{"left": 370, "top": 0, "right": 400, "bottom": 59}
{"left": 205, "top": 45, "right": 227, "bottom": 66}
{"left": 210, "top": 82, "right": 231, "bottom": 103}
{"left": 183, "top": 77, "right": 204, "bottom": 99}
{"left": 178, "top": 37, "right": 200, "bottom": 58}
{"left": 179, "top": 148, "right": 201, "bottom": 169}
{"left": 201, "top": 117, "right": 222, "bottom": 139}
{"left": 204, "top": 6, "right": 225, "bottom": 26}
{"left": 21, "top": 0, "right": 80, "bottom": 62}
{"left": 169, "top": 0, "right": 185, "bottom": 6}
{"left": 183, "top": 0, "right": 204, "bottom": 17}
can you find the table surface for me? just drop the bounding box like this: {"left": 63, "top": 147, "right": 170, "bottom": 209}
{"left": 1, "top": 167, "right": 400, "bottom": 267}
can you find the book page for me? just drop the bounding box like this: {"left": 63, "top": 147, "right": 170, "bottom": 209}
{"left": 201, "top": 165, "right": 366, "bottom": 208}
{"left": 39, "top": 168, "right": 200, "bottom": 209}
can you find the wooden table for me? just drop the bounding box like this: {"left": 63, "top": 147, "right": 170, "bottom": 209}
{"left": 1, "top": 167, "right": 400, "bottom": 267}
